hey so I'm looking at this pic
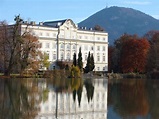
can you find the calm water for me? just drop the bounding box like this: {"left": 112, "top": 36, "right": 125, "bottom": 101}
{"left": 108, "top": 79, "right": 159, "bottom": 119}
{"left": 0, "top": 78, "right": 159, "bottom": 119}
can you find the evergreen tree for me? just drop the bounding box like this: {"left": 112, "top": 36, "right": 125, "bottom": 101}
{"left": 84, "top": 52, "right": 95, "bottom": 73}
{"left": 90, "top": 53, "right": 95, "bottom": 71}
{"left": 73, "top": 53, "right": 77, "bottom": 66}
{"left": 84, "top": 52, "right": 91, "bottom": 73}
{"left": 77, "top": 47, "right": 83, "bottom": 71}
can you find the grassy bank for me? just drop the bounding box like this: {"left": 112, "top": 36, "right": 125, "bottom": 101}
{"left": 107, "top": 73, "right": 146, "bottom": 79}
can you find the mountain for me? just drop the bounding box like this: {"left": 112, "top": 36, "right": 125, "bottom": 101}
{"left": 78, "top": 6, "right": 159, "bottom": 45}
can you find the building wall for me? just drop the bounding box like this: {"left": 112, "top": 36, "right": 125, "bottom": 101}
{"left": 21, "top": 19, "right": 108, "bottom": 71}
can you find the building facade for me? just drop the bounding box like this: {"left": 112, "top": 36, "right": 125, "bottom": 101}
{"left": 21, "top": 19, "right": 108, "bottom": 71}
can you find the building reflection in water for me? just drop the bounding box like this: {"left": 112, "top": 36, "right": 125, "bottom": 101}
{"left": 35, "top": 78, "right": 108, "bottom": 119}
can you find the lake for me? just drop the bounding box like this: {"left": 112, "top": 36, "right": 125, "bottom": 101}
{"left": 0, "top": 78, "right": 158, "bottom": 119}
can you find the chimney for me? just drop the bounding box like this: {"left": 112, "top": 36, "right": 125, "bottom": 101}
{"left": 89, "top": 28, "right": 93, "bottom": 30}
{"left": 30, "top": 21, "right": 36, "bottom": 25}
{"left": 39, "top": 22, "right": 43, "bottom": 25}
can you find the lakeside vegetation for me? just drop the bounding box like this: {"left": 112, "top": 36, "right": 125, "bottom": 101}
{"left": 0, "top": 15, "right": 159, "bottom": 79}
{"left": 108, "top": 32, "right": 159, "bottom": 79}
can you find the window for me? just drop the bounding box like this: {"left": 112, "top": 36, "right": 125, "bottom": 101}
{"left": 67, "top": 53, "right": 70, "bottom": 60}
{"left": 53, "top": 54, "right": 56, "bottom": 60}
{"left": 97, "top": 37, "right": 100, "bottom": 40}
{"left": 97, "top": 67, "right": 100, "bottom": 71}
{"left": 52, "top": 43, "right": 56, "bottom": 49}
{"left": 103, "top": 46, "right": 105, "bottom": 51}
{"left": 103, "top": 67, "right": 105, "bottom": 71}
{"left": 79, "top": 36, "right": 82, "bottom": 39}
{"left": 45, "top": 43, "right": 50, "bottom": 48}
{"left": 67, "top": 44, "right": 71, "bottom": 50}
{"left": 103, "top": 56, "right": 105, "bottom": 62}
{"left": 85, "top": 36, "right": 88, "bottom": 39}
{"left": 73, "top": 44, "right": 76, "bottom": 50}
{"left": 103, "top": 37, "right": 106, "bottom": 41}
{"left": 60, "top": 52, "right": 64, "bottom": 60}
{"left": 60, "top": 43, "right": 64, "bottom": 49}
{"left": 97, "top": 46, "right": 100, "bottom": 51}
{"left": 97, "top": 55, "right": 100, "bottom": 62}
{"left": 46, "top": 33, "right": 49, "bottom": 36}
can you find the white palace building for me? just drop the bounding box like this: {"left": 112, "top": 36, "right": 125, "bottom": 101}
{"left": 21, "top": 19, "right": 108, "bottom": 71}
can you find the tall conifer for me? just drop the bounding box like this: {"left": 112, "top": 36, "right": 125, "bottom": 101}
{"left": 73, "top": 53, "right": 77, "bottom": 66}
{"left": 77, "top": 47, "right": 83, "bottom": 71}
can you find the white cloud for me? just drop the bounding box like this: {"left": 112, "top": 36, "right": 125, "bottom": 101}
{"left": 124, "top": 1, "right": 151, "bottom": 5}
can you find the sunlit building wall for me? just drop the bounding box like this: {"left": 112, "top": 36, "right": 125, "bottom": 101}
{"left": 20, "top": 19, "right": 108, "bottom": 71}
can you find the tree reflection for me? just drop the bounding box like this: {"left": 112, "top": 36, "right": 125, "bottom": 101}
{"left": 84, "top": 79, "right": 94, "bottom": 103}
{"left": 146, "top": 79, "right": 159, "bottom": 119}
{"left": 109, "top": 79, "right": 149, "bottom": 118}
{"left": 77, "top": 85, "right": 83, "bottom": 107}
{"left": 0, "top": 78, "right": 41, "bottom": 119}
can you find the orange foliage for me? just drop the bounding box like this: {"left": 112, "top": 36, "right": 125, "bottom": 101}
{"left": 120, "top": 38, "right": 150, "bottom": 73}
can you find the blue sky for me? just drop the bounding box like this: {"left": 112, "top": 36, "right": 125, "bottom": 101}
{"left": 0, "top": 0, "right": 159, "bottom": 24}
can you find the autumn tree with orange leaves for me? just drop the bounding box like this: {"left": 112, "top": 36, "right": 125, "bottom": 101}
{"left": 0, "top": 15, "right": 41, "bottom": 76}
{"left": 110, "top": 34, "right": 150, "bottom": 73}
{"left": 120, "top": 38, "right": 150, "bottom": 73}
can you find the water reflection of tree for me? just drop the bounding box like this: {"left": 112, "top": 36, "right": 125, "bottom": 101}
{"left": 0, "top": 78, "right": 41, "bottom": 119}
{"left": 109, "top": 79, "right": 149, "bottom": 118}
{"left": 71, "top": 78, "right": 83, "bottom": 106}
{"left": 84, "top": 79, "right": 94, "bottom": 103}
{"left": 146, "top": 79, "right": 159, "bottom": 119}
{"left": 72, "top": 78, "right": 94, "bottom": 107}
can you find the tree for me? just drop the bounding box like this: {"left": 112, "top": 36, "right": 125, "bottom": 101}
{"left": 19, "top": 34, "right": 41, "bottom": 74}
{"left": 0, "top": 15, "right": 41, "bottom": 76}
{"left": 108, "top": 46, "right": 115, "bottom": 72}
{"left": 84, "top": 52, "right": 95, "bottom": 73}
{"left": 90, "top": 53, "right": 95, "bottom": 71}
{"left": 112, "top": 33, "right": 135, "bottom": 72}
{"left": 84, "top": 52, "right": 91, "bottom": 73}
{"left": 73, "top": 53, "right": 77, "bottom": 66}
{"left": 111, "top": 34, "right": 150, "bottom": 73}
{"left": 120, "top": 38, "right": 150, "bottom": 73}
{"left": 77, "top": 47, "right": 83, "bottom": 71}
{"left": 144, "top": 30, "right": 159, "bottom": 72}
{"left": 70, "top": 66, "right": 81, "bottom": 78}
{"left": 40, "top": 52, "right": 50, "bottom": 70}
{"left": 93, "top": 25, "right": 104, "bottom": 31}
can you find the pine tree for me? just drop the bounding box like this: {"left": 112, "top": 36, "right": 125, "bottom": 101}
{"left": 77, "top": 47, "right": 83, "bottom": 71}
{"left": 90, "top": 53, "right": 95, "bottom": 71}
{"left": 73, "top": 53, "right": 77, "bottom": 66}
{"left": 85, "top": 52, "right": 95, "bottom": 73}
{"left": 84, "top": 52, "right": 91, "bottom": 73}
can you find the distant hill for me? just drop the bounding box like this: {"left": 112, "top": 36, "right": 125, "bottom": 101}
{"left": 78, "top": 6, "right": 159, "bottom": 45}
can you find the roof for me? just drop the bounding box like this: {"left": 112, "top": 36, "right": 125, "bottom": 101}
{"left": 43, "top": 19, "right": 67, "bottom": 28}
